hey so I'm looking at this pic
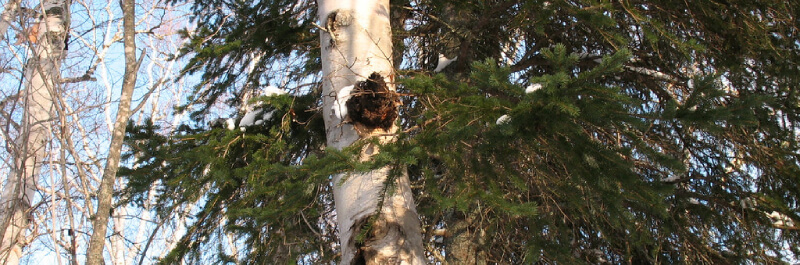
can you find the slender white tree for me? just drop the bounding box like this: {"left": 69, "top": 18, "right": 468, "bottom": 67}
{"left": 0, "top": 0, "right": 69, "bottom": 264}
{"left": 0, "top": 0, "right": 192, "bottom": 263}
{"left": 317, "top": 0, "right": 425, "bottom": 263}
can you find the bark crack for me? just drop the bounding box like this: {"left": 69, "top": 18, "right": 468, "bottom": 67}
{"left": 350, "top": 215, "right": 407, "bottom": 265}
{"left": 325, "top": 9, "right": 353, "bottom": 49}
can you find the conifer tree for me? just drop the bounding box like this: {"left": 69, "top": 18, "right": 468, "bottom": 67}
{"left": 120, "top": 0, "right": 800, "bottom": 263}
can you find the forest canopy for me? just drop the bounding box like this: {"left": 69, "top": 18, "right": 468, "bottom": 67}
{"left": 120, "top": 0, "right": 800, "bottom": 263}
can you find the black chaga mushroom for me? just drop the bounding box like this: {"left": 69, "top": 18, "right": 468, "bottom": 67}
{"left": 345, "top": 72, "right": 399, "bottom": 131}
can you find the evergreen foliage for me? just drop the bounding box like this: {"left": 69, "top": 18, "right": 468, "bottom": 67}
{"left": 120, "top": 0, "right": 800, "bottom": 263}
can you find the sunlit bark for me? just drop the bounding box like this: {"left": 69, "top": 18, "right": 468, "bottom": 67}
{"left": 0, "top": 0, "right": 68, "bottom": 263}
{"left": 86, "top": 0, "right": 139, "bottom": 262}
{"left": 318, "top": 0, "right": 425, "bottom": 263}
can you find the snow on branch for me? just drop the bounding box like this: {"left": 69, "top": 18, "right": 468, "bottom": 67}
{"left": 571, "top": 51, "right": 678, "bottom": 82}
{"left": 624, "top": 65, "right": 677, "bottom": 82}
{"left": 766, "top": 211, "right": 795, "bottom": 228}
{"left": 434, "top": 54, "right": 457, "bottom": 72}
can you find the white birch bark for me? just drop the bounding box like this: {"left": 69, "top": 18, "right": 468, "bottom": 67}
{"left": 0, "top": 0, "right": 68, "bottom": 263}
{"left": 318, "top": 0, "right": 425, "bottom": 264}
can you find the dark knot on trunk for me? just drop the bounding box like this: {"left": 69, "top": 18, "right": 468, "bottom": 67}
{"left": 345, "top": 72, "right": 399, "bottom": 131}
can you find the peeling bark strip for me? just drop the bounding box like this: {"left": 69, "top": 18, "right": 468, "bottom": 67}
{"left": 346, "top": 72, "right": 399, "bottom": 131}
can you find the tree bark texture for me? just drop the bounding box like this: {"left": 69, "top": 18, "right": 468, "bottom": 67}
{"left": 0, "top": 0, "right": 68, "bottom": 264}
{"left": 445, "top": 211, "right": 488, "bottom": 265}
{"left": 317, "top": 0, "right": 425, "bottom": 264}
{"left": 86, "top": 0, "right": 139, "bottom": 263}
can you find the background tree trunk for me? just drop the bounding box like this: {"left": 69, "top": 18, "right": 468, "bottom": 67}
{"left": 0, "top": 0, "right": 68, "bottom": 264}
{"left": 86, "top": 0, "right": 139, "bottom": 263}
{"left": 446, "top": 210, "right": 488, "bottom": 265}
{"left": 317, "top": 0, "right": 425, "bottom": 264}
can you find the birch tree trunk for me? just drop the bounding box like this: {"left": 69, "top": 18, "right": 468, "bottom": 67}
{"left": 318, "top": 0, "right": 425, "bottom": 264}
{"left": 0, "top": 0, "right": 68, "bottom": 264}
{"left": 86, "top": 0, "right": 139, "bottom": 262}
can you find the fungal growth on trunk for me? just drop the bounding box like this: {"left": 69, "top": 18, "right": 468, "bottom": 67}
{"left": 345, "top": 72, "right": 399, "bottom": 132}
